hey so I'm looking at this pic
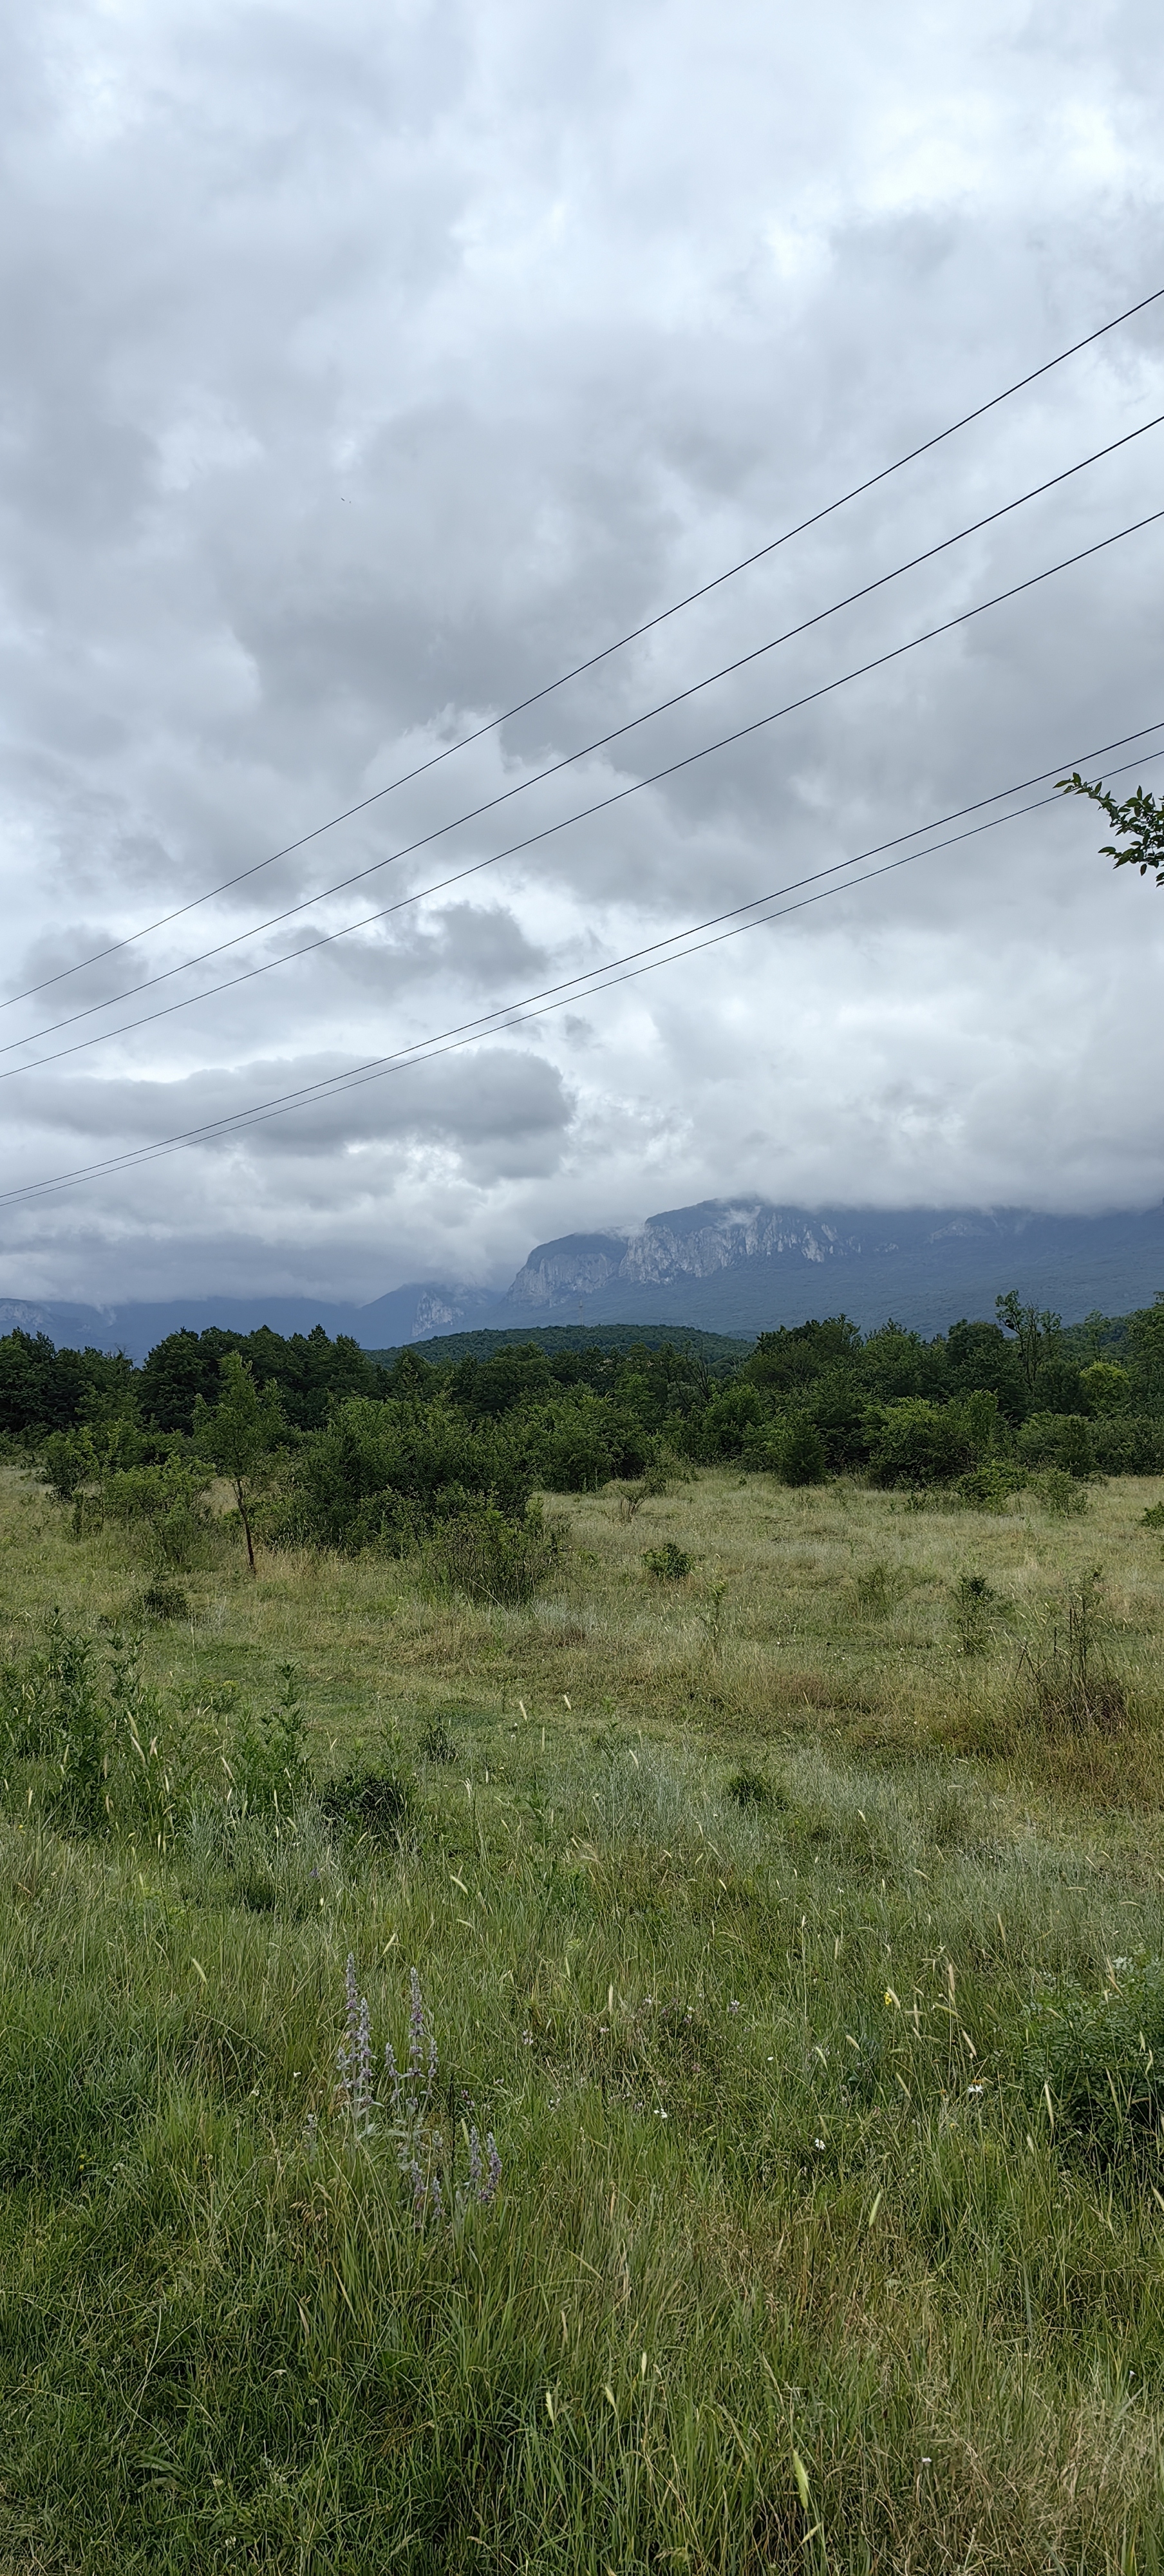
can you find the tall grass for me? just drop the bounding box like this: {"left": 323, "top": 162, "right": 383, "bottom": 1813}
{"left": 1, "top": 1463, "right": 1163, "bottom": 2568}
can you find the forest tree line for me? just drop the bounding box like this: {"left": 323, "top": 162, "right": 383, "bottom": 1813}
{"left": 0, "top": 1294, "right": 1162, "bottom": 1574}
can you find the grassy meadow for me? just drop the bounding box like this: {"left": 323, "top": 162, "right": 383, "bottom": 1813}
{"left": 3, "top": 1458, "right": 1164, "bottom": 2570}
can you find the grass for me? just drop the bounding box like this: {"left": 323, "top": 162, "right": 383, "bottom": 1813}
{"left": 2, "top": 1463, "right": 1164, "bottom": 2569}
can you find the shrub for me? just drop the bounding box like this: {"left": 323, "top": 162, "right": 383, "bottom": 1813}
{"left": 1033, "top": 1467, "right": 1089, "bottom": 1517}
{"left": 643, "top": 1541, "right": 693, "bottom": 1581}
{"left": 726, "top": 1767, "right": 775, "bottom": 1810}
{"left": 952, "top": 1571, "right": 995, "bottom": 1654}
{"left": 422, "top": 1502, "right": 562, "bottom": 1605}
{"left": 319, "top": 1768, "right": 417, "bottom": 1841}
{"left": 776, "top": 1414, "right": 827, "bottom": 1486}
{"left": 866, "top": 1398, "right": 974, "bottom": 1488}
{"left": 955, "top": 1461, "right": 1025, "bottom": 1510}
{"left": 232, "top": 1665, "right": 310, "bottom": 1810}
{"left": 1017, "top": 1583, "right": 1125, "bottom": 1735}
{"left": 1089, "top": 1417, "right": 1164, "bottom": 1475}
{"left": 1017, "top": 1413, "right": 1095, "bottom": 1477}
{"left": 140, "top": 1581, "right": 189, "bottom": 1622}
{"left": 1141, "top": 1499, "right": 1164, "bottom": 1530}
{"left": 276, "top": 1397, "right": 534, "bottom": 1553}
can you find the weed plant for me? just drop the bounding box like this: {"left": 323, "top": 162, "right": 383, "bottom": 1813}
{"left": 1, "top": 1463, "right": 1163, "bottom": 2567}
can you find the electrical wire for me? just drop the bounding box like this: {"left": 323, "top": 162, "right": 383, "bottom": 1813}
{"left": 7, "top": 278, "right": 1164, "bottom": 1015}
{"left": 3, "top": 497, "right": 1164, "bottom": 1087}
{"left": 3, "top": 732, "right": 1161, "bottom": 1211}
{"left": 9, "top": 404, "right": 1164, "bottom": 1068}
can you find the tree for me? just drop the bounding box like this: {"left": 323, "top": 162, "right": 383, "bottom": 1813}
{"left": 1058, "top": 773, "right": 1164, "bottom": 885}
{"left": 995, "top": 1291, "right": 1062, "bottom": 1395}
{"left": 192, "top": 1352, "right": 285, "bottom": 1574}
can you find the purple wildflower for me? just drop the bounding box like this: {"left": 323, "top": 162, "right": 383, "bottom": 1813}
{"left": 482, "top": 2134, "right": 502, "bottom": 2205}
{"left": 467, "top": 2127, "right": 483, "bottom": 2197}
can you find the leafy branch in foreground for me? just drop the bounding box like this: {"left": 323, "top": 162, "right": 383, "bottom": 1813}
{"left": 1058, "top": 772, "right": 1164, "bottom": 884}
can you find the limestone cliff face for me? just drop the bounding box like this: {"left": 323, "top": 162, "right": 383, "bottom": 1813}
{"left": 503, "top": 1235, "right": 626, "bottom": 1308}
{"left": 500, "top": 1202, "right": 913, "bottom": 1307}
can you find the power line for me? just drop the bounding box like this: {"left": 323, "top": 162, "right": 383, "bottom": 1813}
{"left": 7, "top": 405, "right": 1163, "bottom": 1071}
{"left": 7, "top": 278, "right": 1163, "bottom": 1016}
{"left": 3, "top": 498, "right": 1163, "bottom": 1087}
{"left": 4, "top": 730, "right": 1161, "bottom": 1211}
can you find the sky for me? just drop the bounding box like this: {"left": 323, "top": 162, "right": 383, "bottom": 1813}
{"left": 1, "top": 0, "right": 1163, "bottom": 1305}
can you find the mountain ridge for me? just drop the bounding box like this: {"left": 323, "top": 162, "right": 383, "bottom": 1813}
{"left": 3, "top": 1198, "right": 1163, "bottom": 1359}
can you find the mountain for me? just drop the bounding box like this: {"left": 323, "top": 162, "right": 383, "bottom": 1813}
{"left": 0, "top": 1283, "right": 496, "bottom": 1364}
{"left": 491, "top": 1200, "right": 1164, "bottom": 1338}
{"left": 5, "top": 1200, "right": 1164, "bottom": 1359}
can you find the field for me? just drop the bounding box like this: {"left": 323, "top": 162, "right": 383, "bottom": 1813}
{"left": 3, "top": 1459, "right": 1164, "bottom": 2571}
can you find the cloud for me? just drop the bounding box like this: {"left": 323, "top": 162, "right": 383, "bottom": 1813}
{"left": 1, "top": 0, "right": 1163, "bottom": 1302}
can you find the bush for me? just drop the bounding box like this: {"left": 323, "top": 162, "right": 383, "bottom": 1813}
{"left": 1017, "top": 1583, "right": 1125, "bottom": 1734}
{"left": 643, "top": 1541, "right": 693, "bottom": 1581}
{"left": 140, "top": 1581, "right": 190, "bottom": 1622}
{"left": 1033, "top": 1467, "right": 1089, "bottom": 1517}
{"left": 1088, "top": 1416, "right": 1164, "bottom": 1475}
{"left": 422, "top": 1502, "right": 562, "bottom": 1605}
{"left": 776, "top": 1414, "right": 827, "bottom": 1486}
{"left": 726, "top": 1766, "right": 775, "bottom": 1810}
{"left": 955, "top": 1461, "right": 1025, "bottom": 1510}
{"left": 318, "top": 1767, "right": 417, "bottom": 1841}
{"left": 1017, "top": 1413, "right": 1095, "bottom": 1477}
{"left": 866, "top": 1398, "right": 974, "bottom": 1488}
{"left": 275, "top": 1397, "right": 534, "bottom": 1553}
{"left": 230, "top": 1666, "right": 311, "bottom": 1811}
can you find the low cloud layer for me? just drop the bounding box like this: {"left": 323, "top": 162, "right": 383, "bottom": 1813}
{"left": 1, "top": 0, "right": 1163, "bottom": 1303}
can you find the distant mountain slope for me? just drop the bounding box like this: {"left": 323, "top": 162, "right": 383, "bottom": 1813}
{"left": 4, "top": 1199, "right": 1163, "bottom": 1358}
{"left": 494, "top": 1202, "right": 1164, "bottom": 1338}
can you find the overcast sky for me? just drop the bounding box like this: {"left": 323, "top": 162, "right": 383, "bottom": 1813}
{"left": 1, "top": 0, "right": 1163, "bottom": 1305}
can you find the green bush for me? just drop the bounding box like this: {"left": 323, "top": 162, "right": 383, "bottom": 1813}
{"left": 1017, "top": 1413, "right": 1095, "bottom": 1477}
{"left": 1033, "top": 1467, "right": 1089, "bottom": 1517}
{"left": 318, "top": 1766, "right": 417, "bottom": 1841}
{"left": 643, "top": 1540, "right": 693, "bottom": 1581}
{"left": 776, "top": 1414, "right": 827, "bottom": 1486}
{"left": 276, "top": 1396, "right": 534, "bottom": 1552}
{"left": 1088, "top": 1416, "right": 1164, "bottom": 1475}
{"left": 422, "top": 1502, "right": 562, "bottom": 1605}
{"left": 867, "top": 1398, "right": 974, "bottom": 1488}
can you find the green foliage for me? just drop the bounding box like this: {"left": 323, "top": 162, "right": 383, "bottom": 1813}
{"left": 277, "top": 1394, "right": 533, "bottom": 1553}
{"left": 1018, "top": 1414, "right": 1095, "bottom": 1479}
{"left": 866, "top": 1397, "right": 974, "bottom": 1488}
{"left": 422, "top": 1501, "right": 563, "bottom": 1606}
{"left": 776, "top": 1413, "right": 827, "bottom": 1485}
{"left": 952, "top": 1571, "right": 995, "bottom": 1654}
{"left": 1141, "top": 1500, "right": 1164, "bottom": 1530}
{"left": 0, "top": 1330, "right": 134, "bottom": 1442}
{"left": 193, "top": 1352, "right": 286, "bottom": 1573}
{"left": 1026, "top": 1961, "right": 1164, "bottom": 2163}
{"left": 955, "top": 1459, "right": 1026, "bottom": 1511}
{"left": 642, "top": 1540, "right": 693, "bottom": 1580}
{"left": 995, "top": 1291, "right": 1064, "bottom": 1396}
{"left": 2, "top": 1618, "right": 177, "bottom": 1841}
{"left": 1058, "top": 769, "right": 1164, "bottom": 884}
{"left": 1079, "top": 1359, "right": 1132, "bottom": 1416}
{"left": 318, "top": 1766, "right": 418, "bottom": 1841}
{"left": 231, "top": 1665, "right": 310, "bottom": 1812}
{"left": 140, "top": 1323, "right": 383, "bottom": 1434}
{"left": 1032, "top": 1468, "right": 1090, "bottom": 1518}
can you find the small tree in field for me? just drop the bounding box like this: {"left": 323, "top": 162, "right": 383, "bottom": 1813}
{"left": 192, "top": 1352, "right": 285, "bottom": 1575}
